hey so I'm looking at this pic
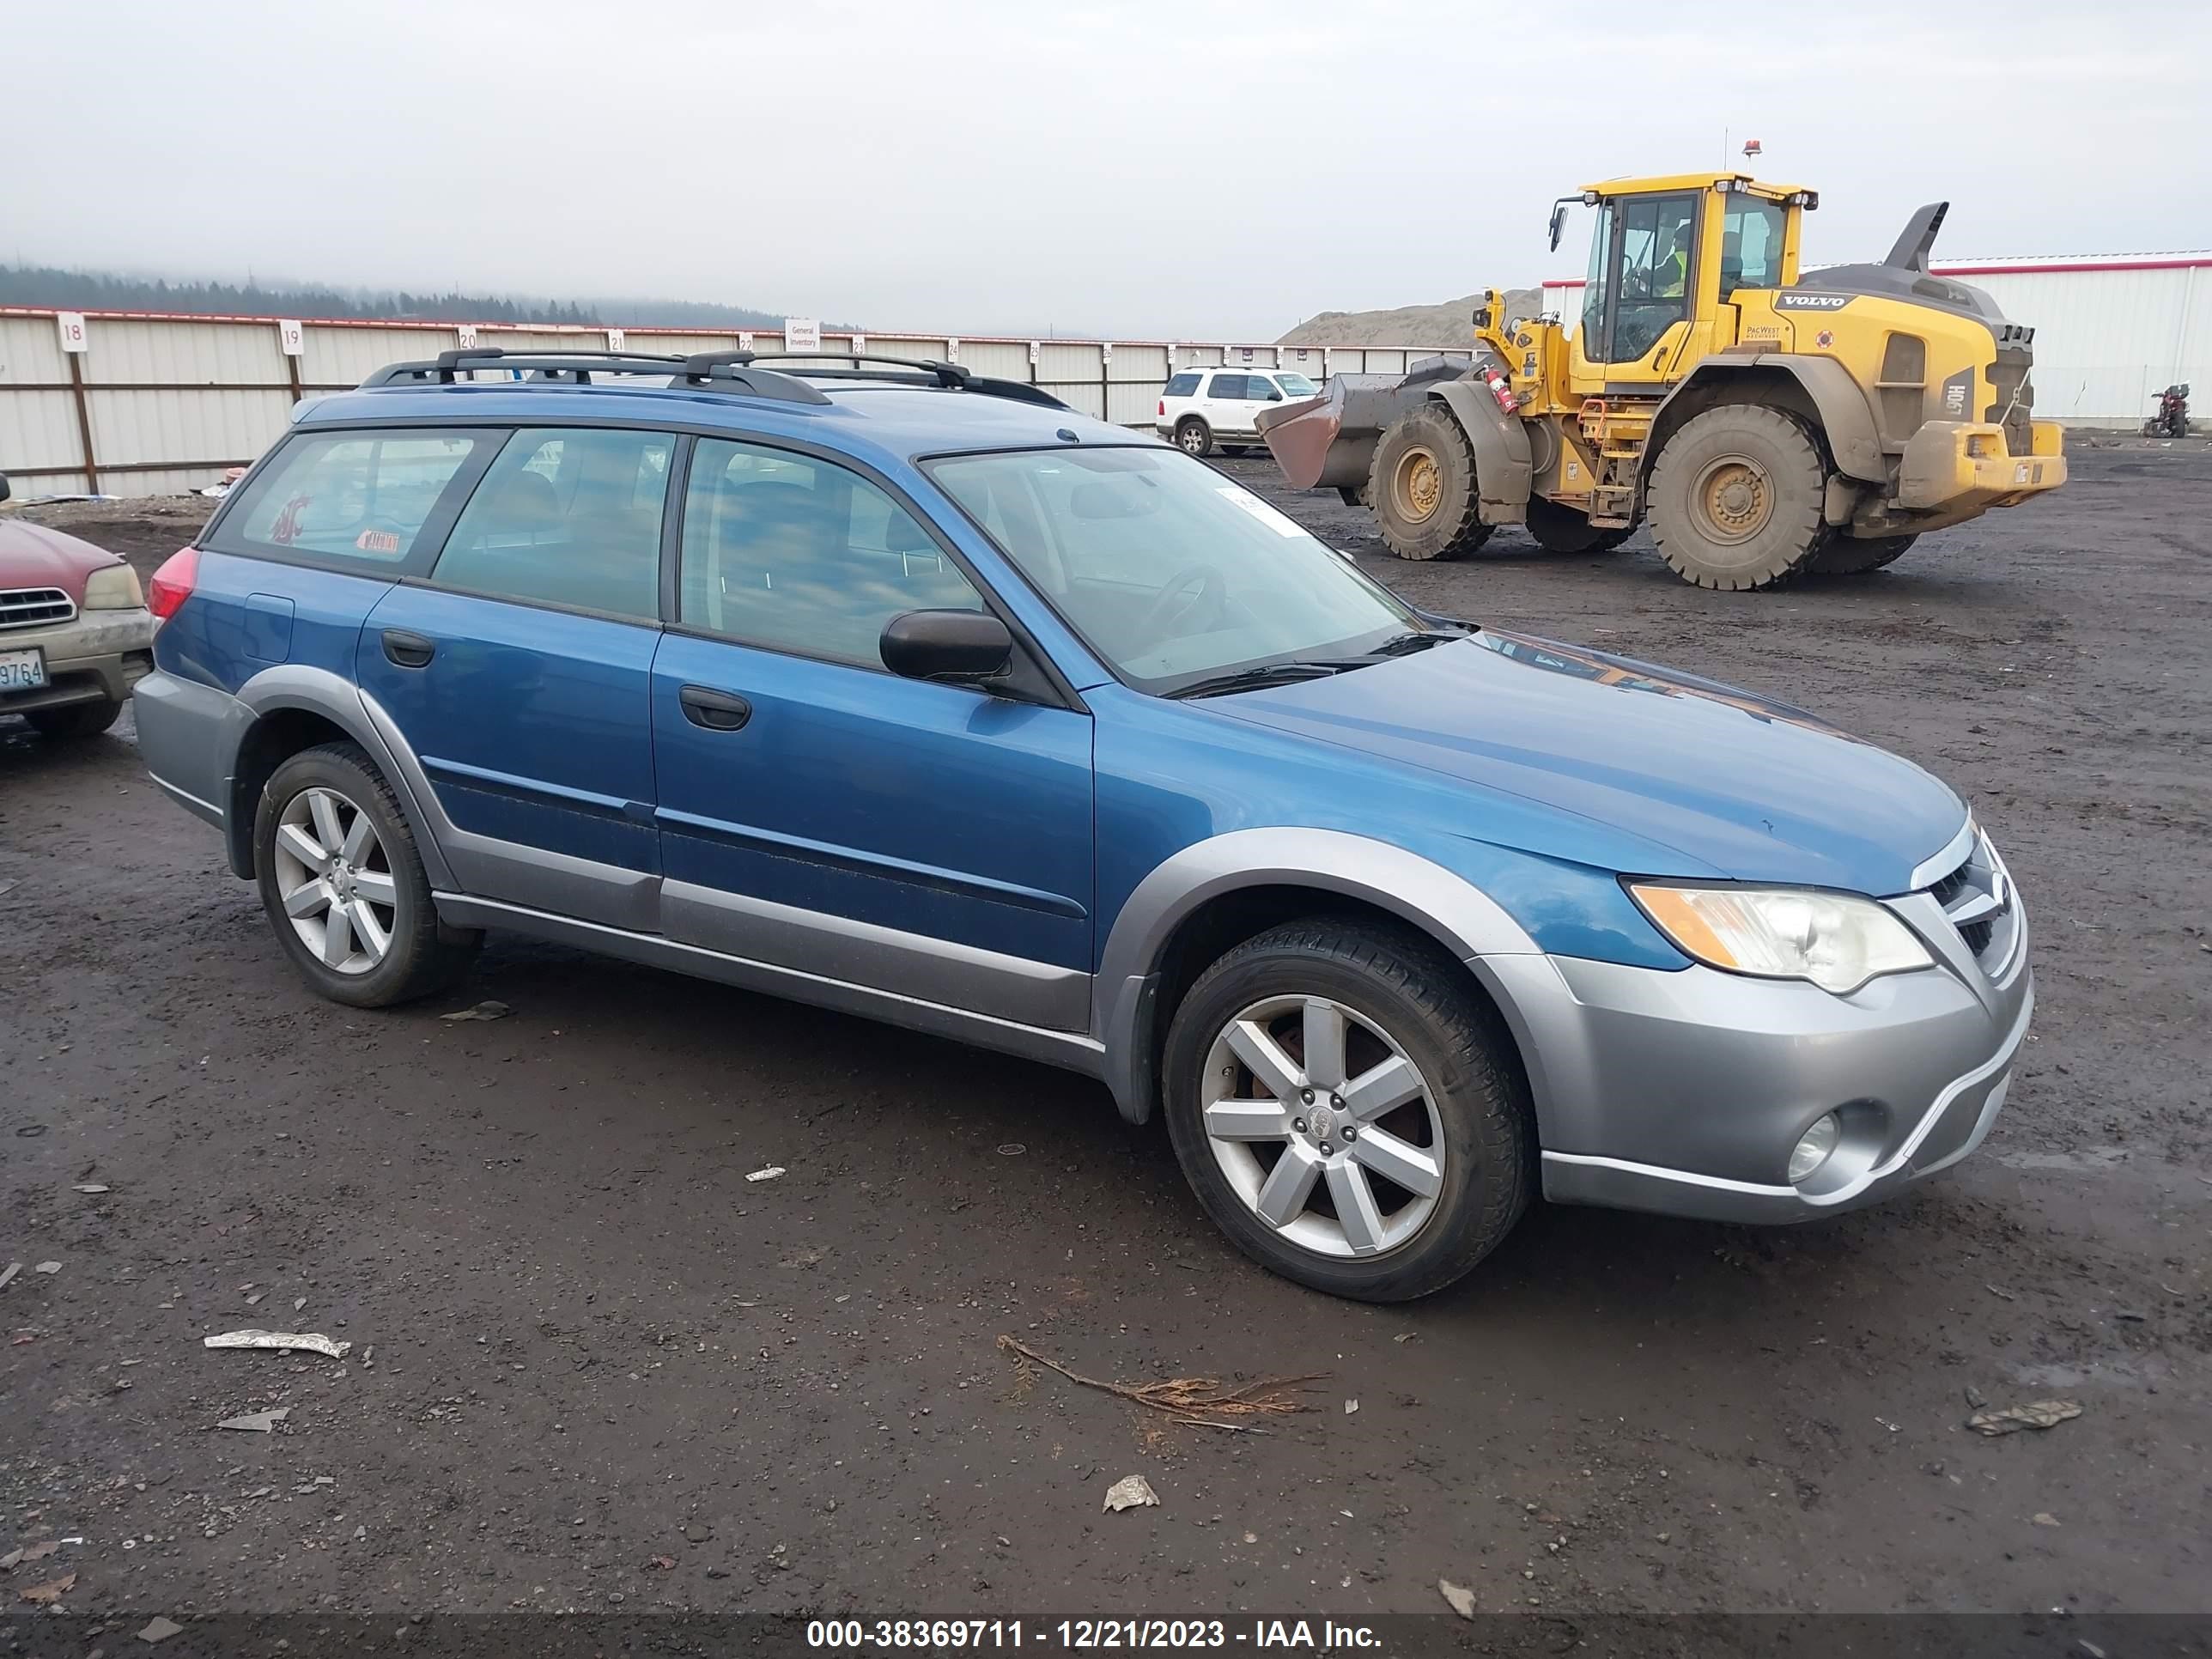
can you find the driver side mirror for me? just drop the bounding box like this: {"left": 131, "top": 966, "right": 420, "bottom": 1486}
{"left": 1263, "top": 386, "right": 1282, "bottom": 401}
{"left": 0, "top": 473, "right": 10, "bottom": 504}
{"left": 1547, "top": 204, "right": 1569, "bottom": 252}
{"left": 881, "top": 609, "right": 1013, "bottom": 685}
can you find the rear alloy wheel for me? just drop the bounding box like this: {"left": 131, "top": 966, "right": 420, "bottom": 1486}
{"left": 1163, "top": 919, "right": 1531, "bottom": 1301}
{"left": 1365, "top": 405, "right": 1492, "bottom": 561}
{"left": 1175, "top": 417, "right": 1214, "bottom": 458}
{"left": 1809, "top": 532, "right": 1918, "bottom": 575}
{"left": 26, "top": 698, "right": 124, "bottom": 740}
{"left": 1647, "top": 404, "right": 1830, "bottom": 589}
{"left": 254, "top": 742, "right": 477, "bottom": 1008}
{"left": 1524, "top": 495, "right": 1632, "bottom": 555}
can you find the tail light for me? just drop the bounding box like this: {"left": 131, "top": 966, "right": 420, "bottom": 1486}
{"left": 1158, "top": 398, "right": 1165, "bottom": 416}
{"left": 148, "top": 545, "right": 200, "bottom": 623}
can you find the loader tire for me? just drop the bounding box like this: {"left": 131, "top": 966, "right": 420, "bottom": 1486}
{"left": 1525, "top": 496, "right": 1632, "bottom": 555}
{"left": 1368, "top": 405, "right": 1492, "bottom": 561}
{"left": 1648, "top": 404, "right": 1829, "bottom": 590}
{"left": 1809, "top": 532, "right": 1917, "bottom": 575}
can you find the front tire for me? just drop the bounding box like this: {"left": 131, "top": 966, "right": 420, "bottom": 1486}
{"left": 1647, "top": 404, "right": 1830, "bottom": 589}
{"left": 1175, "top": 417, "right": 1214, "bottom": 458}
{"left": 1366, "top": 405, "right": 1492, "bottom": 561}
{"left": 1162, "top": 919, "right": 1532, "bottom": 1302}
{"left": 253, "top": 742, "right": 477, "bottom": 1008}
{"left": 1809, "top": 532, "right": 1917, "bottom": 575}
{"left": 26, "top": 698, "right": 124, "bottom": 740}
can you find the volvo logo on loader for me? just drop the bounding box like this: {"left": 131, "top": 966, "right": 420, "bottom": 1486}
{"left": 1775, "top": 293, "right": 1853, "bottom": 310}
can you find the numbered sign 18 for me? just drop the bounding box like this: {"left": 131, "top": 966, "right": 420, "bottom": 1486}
{"left": 57, "top": 312, "right": 88, "bottom": 354}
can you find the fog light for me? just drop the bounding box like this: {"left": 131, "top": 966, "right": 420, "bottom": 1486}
{"left": 1789, "top": 1114, "right": 1841, "bottom": 1183}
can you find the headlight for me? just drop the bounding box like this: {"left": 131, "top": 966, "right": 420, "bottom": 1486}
{"left": 1628, "top": 883, "right": 1933, "bottom": 995}
{"left": 82, "top": 564, "right": 145, "bottom": 610}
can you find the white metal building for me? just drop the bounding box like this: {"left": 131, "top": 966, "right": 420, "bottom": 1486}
{"left": 1540, "top": 252, "right": 2211, "bottom": 425}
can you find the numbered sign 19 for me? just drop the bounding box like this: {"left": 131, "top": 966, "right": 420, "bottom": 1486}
{"left": 276, "top": 319, "right": 305, "bottom": 356}
{"left": 57, "top": 312, "right": 88, "bottom": 354}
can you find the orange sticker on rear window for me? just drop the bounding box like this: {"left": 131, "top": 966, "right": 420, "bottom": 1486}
{"left": 356, "top": 529, "right": 402, "bottom": 554}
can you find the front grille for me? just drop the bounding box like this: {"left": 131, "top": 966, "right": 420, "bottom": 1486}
{"left": 0, "top": 587, "right": 76, "bottom": 629}
{"left": 1924, "top": 830, "right": 2015, "bottom": 973}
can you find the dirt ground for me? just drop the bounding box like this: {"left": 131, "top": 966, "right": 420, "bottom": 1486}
{"left": 3, "top": 441, "right": 2208, "bottom": 1631}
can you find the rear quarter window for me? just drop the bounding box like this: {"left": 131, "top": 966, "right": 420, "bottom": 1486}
{"left": 208, "top": 429, "right": 494, "bottom": 570}
{"left": 1164, "top": 373, "right": 1201, "bottom": 397}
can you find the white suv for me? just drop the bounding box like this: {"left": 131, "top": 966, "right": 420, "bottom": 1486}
{"left": 1157, "top": 367, "right": 1321, "bottom": 457}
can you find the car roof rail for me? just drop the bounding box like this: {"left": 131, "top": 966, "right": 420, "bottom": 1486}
{"left": 362, "top": 347, "right": 831, "bottom": 405}
{"left": 717, "top": 351, "right": 1073, "bottom": 410}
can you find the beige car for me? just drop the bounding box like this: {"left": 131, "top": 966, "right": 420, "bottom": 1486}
{"left": 0, "top": 474, "right": 157, "bottom": 738}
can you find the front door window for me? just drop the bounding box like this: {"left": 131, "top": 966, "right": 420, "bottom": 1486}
{"left": 1592, "top": 192, "right": 1700, "bottom": 365}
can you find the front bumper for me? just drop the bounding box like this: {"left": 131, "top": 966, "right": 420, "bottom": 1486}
{"left": 0, "top": 609, "right": 157, "bottom": 714}
{"left": 1492, "top": 889, "right": 2032, "bottom": 1224}
{"left": 1896, "top": 418, "right": 2067, "bottom": 517}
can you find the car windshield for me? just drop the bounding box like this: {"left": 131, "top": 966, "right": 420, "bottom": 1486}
{"left": 927, "top": 446, "right": 1441, "bottom": 694}
{"left": 1275, "top": 373, "right": 1318, "bottom": 397}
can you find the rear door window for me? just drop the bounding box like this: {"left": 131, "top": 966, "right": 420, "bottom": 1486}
{"left": 1207, "top": 374, "right": 1249, "bottom": 400}
{"left": 213, "top": 430, "right": 492, "bottom": 569}
{"left": 430, "top": 427, "right": 672, "bottom": 622}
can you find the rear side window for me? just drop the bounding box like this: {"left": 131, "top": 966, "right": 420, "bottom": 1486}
{"left": 431, "top": 428, "right": 672, "bottom": 622}
{"left": 216, "top": 430, "right": 489, "bottom": 565}
{"left": 1164, "top": 372, "right": 1201, "bottom": 397}
{"left": 1207, "top": 374, "right": 1249, "bottom": 399}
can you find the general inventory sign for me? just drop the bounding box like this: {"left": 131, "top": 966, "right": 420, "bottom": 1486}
{"left": 784, "top": 318, "right": 821, "bottom": 351}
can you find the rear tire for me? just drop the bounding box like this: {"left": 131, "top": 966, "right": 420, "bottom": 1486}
{"left": 1525, "top": 496, "right": 1632, "bottom": 555}
{"left": 1367, "top": 405, "right": 1492, "bottom": 562}
{"left": 1647, "top": 404, "right": 1830, "bottom": 590}
{"left": 26, "top": 698, "right": 124, "bottom": 740}
{"left": 1162, "top": 918, "right": 1532, "bottom": 1302}
{"left": 1175, "top": 417, "right": 1214, "bottom": 458}
{"left": 1809, "top": 532, "right": 1917, "bottom": 575}
{"left": 253, "top": 742, "right": 478, "bottom": 1009}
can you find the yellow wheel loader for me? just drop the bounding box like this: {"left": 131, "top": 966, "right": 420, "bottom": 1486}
{"left": 1259, "top": 173, "right": 2067, "bottom": 588}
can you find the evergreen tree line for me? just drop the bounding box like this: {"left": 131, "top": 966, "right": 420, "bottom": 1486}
{"left": 0, "top": 264, "right": 849, "bottom": 331}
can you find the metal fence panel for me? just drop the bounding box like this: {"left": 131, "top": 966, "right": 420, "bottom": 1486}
{"left": 89, "top": 387, "right": 294, "bottom": 469}
{"left": 1, "top": 313, "right": 76, "bottom": 382}
{"left": 0, "top": 389, "right": 88, "bottom": 471}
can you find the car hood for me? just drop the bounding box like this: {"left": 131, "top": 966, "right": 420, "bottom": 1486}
{"left": 0, "top": 519, "right": 122, "bottom": 603}
{"left": 1211, "top": 629, "right": 1966, "bottom": 895}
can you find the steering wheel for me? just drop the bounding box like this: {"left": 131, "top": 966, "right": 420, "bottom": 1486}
{"left": 1134, "top": 565, "right": 1225, "bottom": 641}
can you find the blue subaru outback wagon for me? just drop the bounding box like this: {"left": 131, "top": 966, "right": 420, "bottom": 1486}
{"left": 135, "top": 348, "right": 2031, "bottom": 1300}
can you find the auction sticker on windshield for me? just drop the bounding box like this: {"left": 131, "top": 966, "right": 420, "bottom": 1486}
{"left": 1215, "top": 485, "right": 1305, "bottom": 538}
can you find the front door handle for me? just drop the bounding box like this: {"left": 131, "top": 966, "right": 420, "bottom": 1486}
{"left": 678, "top": 684, "right": 752, "bottom": 732}
{"left": 381, "top": 629, "right": 436, "bottom": 669}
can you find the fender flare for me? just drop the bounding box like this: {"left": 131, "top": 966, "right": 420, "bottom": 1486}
{"left": 1428, "top": 381, "right": 1533, "bottom": 524}
{"left": 1651, "top": 354, "right": 1887, "bottom": 483}
{"left": 229, "top": 665, "right": 456, "bottom": 890}
{"left": 1091, "top": 828, "right": 1547, "bottom": 1124}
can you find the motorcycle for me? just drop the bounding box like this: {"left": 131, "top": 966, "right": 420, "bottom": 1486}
{"left": 2143, "top": 383, "right": 2191, "bottom": 439}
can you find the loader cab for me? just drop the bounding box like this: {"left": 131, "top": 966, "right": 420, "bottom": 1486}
{"left": 1565, "top": 173, "right": 1810, "bottom": 390}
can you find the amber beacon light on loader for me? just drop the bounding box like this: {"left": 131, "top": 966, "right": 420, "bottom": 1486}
{"left": 1261, "top": 174, "right": 2068, "bottom": 588}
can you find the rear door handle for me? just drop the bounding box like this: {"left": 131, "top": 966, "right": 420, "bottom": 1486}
{"left": 678, "top": 684, "right": 752, "bottom": 732}
{"left": 381, "top": 629, "right": 436, "bottom": 669}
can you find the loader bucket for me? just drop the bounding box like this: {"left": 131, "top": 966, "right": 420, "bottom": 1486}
{"left": 1257, "top": 358, "right": 1474, "bottom": 493}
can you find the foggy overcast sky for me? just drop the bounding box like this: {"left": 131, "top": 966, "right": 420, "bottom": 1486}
{"left": 12, "top": 0, "right": 2208, "bottom": 340}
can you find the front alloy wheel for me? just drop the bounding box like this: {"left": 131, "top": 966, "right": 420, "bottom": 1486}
{"left": 1162, "top": 918, "right": 1532, "bottom": 1301}
{"left": 1202, "top": 994, "right": 1444, "bottom": 1259}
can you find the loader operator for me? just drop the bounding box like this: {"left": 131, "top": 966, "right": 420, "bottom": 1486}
{"left": 1654, "top": 225, "right": 1687, "bottom": 300}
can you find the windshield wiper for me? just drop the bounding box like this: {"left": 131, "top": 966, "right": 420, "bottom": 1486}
{"left": 1370, "top": 629, "right": 1465, "bottom": 657}
{"left": 1164, "top": 661, "right": 1346, "bottom": 700}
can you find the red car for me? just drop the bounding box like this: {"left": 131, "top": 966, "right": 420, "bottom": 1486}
{"left": 0, "top": 474, "right": 158, "bottom": 739}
